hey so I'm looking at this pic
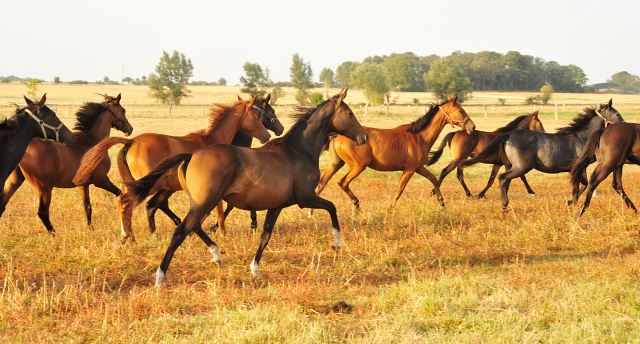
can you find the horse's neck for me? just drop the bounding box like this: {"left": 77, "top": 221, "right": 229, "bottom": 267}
{"left": 417, "top": 112, "right": 449, "bottom": 148}
{"left": 86, "top": 112, "right": 113, "bottom": 143}
{"left": 298, "top": 109, "right": 334, "bottom": 161}
{"left": 576, "top": 118, "right": 604, "bottom": 142}
{"left": 0, "top": 113, "right": 38, "bottom": 175}
{"left": 203, "top": 110, "right": 244, "bottom": 145}
{"left": 516, "top": 119, "right": 533, "bottom": 131}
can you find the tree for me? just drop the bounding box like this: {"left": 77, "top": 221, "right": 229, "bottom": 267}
{"left": 608, "top": 71, "right": 640, "bottom": 90}
{"left": 122, "top": 77, "right": 133, "bottom": 84}
{"left": 319, "top": 68, "right": 335, "bottom": 88}
{"left": 351, "top": 63, "right": 390, "bottom": 106}
{"left": 335, "top": 61, "right": 360, "bottom": 88}
{"left": 54, "top": 77, "right": 61, "bottom": 84}
{"left": 240, "top": 62, "right": 270, "bottom": 97}
{"left": 424, "top": 59, "right": 473, "bottom": 102}
{"left": 540, "top": 84, "right": 554, "bottom": 104}
{"left": 309, "top": 92, "right": 324, "bottom": 105}
{"left": 218, "top": 77, "right": 227, "bottom": 86}
{"left": 23, "top": 79, "right": 42, "bottom": 97}
{"left": 290, "top": 53, "right": 313, "bottom": 104}
{"left": 383, "top": 52, "right": 424, "bottom": 91}
{"left": 148, "top": 50, "right": 194, "bottom": 107}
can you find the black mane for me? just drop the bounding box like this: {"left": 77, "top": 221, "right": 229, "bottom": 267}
{"left": 406, "top": 100, "right": 447, "bottom": 133}
{"left": 495, "top": 114, "right": 530, "bottom": 133}
{"left": 556, "top": 108, "right": 598, "bottom": 133}
{"left": 265, "top": 98, "right": 333, "bottom": 147}
{"left": 73, "top": 102, "right": 107, "bottom": 133}
{"left": 0, "top": 105, "right": 24, "bottom": 137}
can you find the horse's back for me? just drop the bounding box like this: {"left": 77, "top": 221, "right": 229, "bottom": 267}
{"left": 126, "top": 133, "right": 204, "bottom": 179}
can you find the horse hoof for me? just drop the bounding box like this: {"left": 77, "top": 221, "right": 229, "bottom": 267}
{"left": 565, "top": 200, "right": 573, "bottom": 206}
{"left": 211, "top": 258, "right": 222, "bottom": 267}
{"left": 428, "top": 190, "right": 435, "bottom": 196}
{"left": 250, "top": 260, "right": 259, "bottom": 278}
{"left": 477, "top": 194, "right": 485, "bottom": 199}
{"left": 210, "top": 224, "right": 218, "bottom": 234}
{"left": 332, "top": 245, "right": 341, "bottom": 254}
{"left": 250, "top": 223, "right": 258, "bottom": 230}
{"left": 529, "top": 193, "right": 537, "bottom": 197}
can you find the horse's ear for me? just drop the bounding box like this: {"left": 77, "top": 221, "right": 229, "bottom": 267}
{"left": 608, "top": 99, "right": 613, "bottom": 108}
{"left": 533, "top": 110, "right": 539, "bottom": 117}
{"left": 237, "top": 95, "right": 243, "bottom": 102}
{"left": 38, "top": 93, "right": 47, "bottom": 109}
{"left": 24, "top": 95, "right": 34, "bottom": 105}
{"left": 248, "top": 95, "right": 258, "bottom": 107}
{"left": 338, "top": 89, "right": 348, "bottom": 103}
{"left": 265, "top": 93, "right": 271, "bottom": 103}
{"left": 116, "top": 93, "right": 121, "bottom": 103}
{"left": 446, "top": 94, "right": 452, "bottom": 101}
{"left": 451, "top": 94, "right": 458, "bottom": 104}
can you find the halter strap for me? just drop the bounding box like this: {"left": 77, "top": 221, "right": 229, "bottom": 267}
{"left": 24, "top": 108, "right": 64, "bottom": 142}
{"left": 595, "top": 108, "right": 614, "bottom": 127}
{"left": 101, "top": 102, "right": 128, "bottom": 127}
{"left": 439, "top": 106, "right": 470, "bottom": 129}
{"left": 252, "top": 104, "right": 275, "bottom": 129}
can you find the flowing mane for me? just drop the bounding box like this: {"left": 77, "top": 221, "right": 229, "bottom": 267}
{"left": 73, "top": 102, "right": 108, "bottom": 134}
{"left": 494, "top": 114, "right": 530, "bottom": 133}
{"left": 266, "top": 98, "right": 333, "bottom": 147}
{"left": 556, "top": 108, "right": 598, "bottom": 133}
{"left": 0, "top": 105, "right": 22, "bottom": 136}
{"left": 193, "top": 100, "right": 242, "bottom": 136}
{"left": 406, "top": 100, "right": 446, "bottom": 134}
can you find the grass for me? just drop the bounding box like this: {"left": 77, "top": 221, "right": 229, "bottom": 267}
{"left": 1, "top": 85, "right": 640, "bottom": 342}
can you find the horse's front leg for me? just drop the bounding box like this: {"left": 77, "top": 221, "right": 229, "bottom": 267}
{"left": 250, "top": 208, "right": 283, "bottom": 278}
{"left": 416, "top": 167, "right": 444, "bottom": 206}
{"left": 299, "top": 195, "right": 342, "bottom": 253}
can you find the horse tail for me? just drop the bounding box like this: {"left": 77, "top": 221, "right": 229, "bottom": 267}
{"left": 73, "top": 137, "right": 131, "bottom": 185}
{"left": 570, "top": 128, "right": 604, "bottom": 189}
{"left": 123, "top": 153, "right": 193, "bottom": 207}
{"left": 460, "top": 133, "right": 510, "bottom": 168}
{"left": 427, "top": 132, "right": 456, "bottom": 166}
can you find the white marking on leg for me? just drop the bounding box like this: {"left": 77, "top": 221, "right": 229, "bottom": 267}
{"left": 250, "top": 257, "right": 259, "bottom": 278}
{"left": 209, "top": 244, "right": 222, "bottom": 266}
{"left": 155, "top": 267, "right": 165, "bottom": 287}
{"left": 332, "top": 228, "right": 341, "bottom": 253}
{"left": 308, "top": 209, "right": 313, "bottom": 218}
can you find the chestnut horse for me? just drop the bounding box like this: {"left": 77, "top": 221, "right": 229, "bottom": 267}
{"left": 570, "top": 122, "right": 640, "bottom": 217}
{"left": 427, "top": 111, "right": 545, "bottom": 198}
{"left": 73, "top": 95, "right": 272, "bottom": 242}
{"left": 123, "top": 90, "right": 369, "bottom": 286}
{"left": 313, "top": 94, "right": 474, "bottom": 213}
{"left": 1, "top": 94, "right": 133, "bottom": 232}
{"left": 0, "top": 94, "right": 75, "bottom": 216}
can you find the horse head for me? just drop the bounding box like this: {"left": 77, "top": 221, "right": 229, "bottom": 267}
{"left": 527, "top": 111, "right": 546, "bottom": 133}
{"left": 596, "top": 99, "right": 624, "bottom": 126}
{"left": 99, "top": 93, "right": 133, "bottom": 136}
{"left": 329, "top": 89, "right": 368, "bottom": 146}
{"left": 442, "top": 94, "right": 475, "bottom": 134}
{"left": 240, "top": 95, "right": 271, "bottom": 144}
{"left": 24, "top": 94, "right": 75, "bottom": 146}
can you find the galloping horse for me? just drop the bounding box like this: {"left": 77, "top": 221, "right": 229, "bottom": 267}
{"left": 427, "top": 111, "right": 545, "bottom": 198}
{"left": 1, "top": 94, "right": 133, "bottom": 232}
{"left": 0, "top": 95, "right": 75, "bottom": 216}
{"left": 570, "top": 122, "right": 640, "bottom": 217}
{"left": 313, "top": 94, "right": 474, "bottom": 212}
{"left": 123, "top": 90, "right": 369, "bottom": 286}
{"left": 73, "top": 95, "right": 272, "bottom": 242}
{"left": 461, "top": 100, "right": 623, "bottom": 210}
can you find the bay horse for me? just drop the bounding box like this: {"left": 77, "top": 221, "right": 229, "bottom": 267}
{"left": 0, "top": 94, "right": 75, "bottom": 216}
{"left": 1, "top": 94, "right": 133, "bottom": 232}
{"left": 312, "top": 94, "right": 474, "bottom": 213}
{"left": 427, "top": 111, "right": 545, "bottom": 198}
{"left": 210, "top": 94, "right": 285, "bottom": 232}
{"left": 73, "top": 95, "right": 272, "bottom": 242}
{"left": 570, "top": 122, "right": 640, "bottom": 217}
{"left": 461, "top": 100, "right": 623, "bottom": 210}
{"left": 122, "top": 89, "right": 369, "bottom": 286}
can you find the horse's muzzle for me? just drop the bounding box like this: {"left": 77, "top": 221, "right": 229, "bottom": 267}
{"left": 465, "top": 122, "right": 476, "bottom": 135}
{"left": 356, "top": 134, "right": 369, "bottom": 146}
{"left": 260, "top": 132, "right": 271, "bottom": 144}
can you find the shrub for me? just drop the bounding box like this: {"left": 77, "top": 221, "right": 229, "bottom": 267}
{"left": 525, "top": 96, "right": 536, "bottom": 105}
{"left": 498, "top": 98, "right": 506, "bottom": 105}
{"left": 70, "top": 80, "right": 89, "bottom": 84}
{"left": 413, "top": 98, "right": 419, "bottom": 104}
{"left": 309, "top": 92, "right": 324, "bottom": 105}
{"left": 370, "top": 94, "right": 385, "bottom": 106}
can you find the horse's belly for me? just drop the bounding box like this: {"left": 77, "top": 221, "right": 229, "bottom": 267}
{"left": 224, "top": 190, "right": 291, "bottom": 211}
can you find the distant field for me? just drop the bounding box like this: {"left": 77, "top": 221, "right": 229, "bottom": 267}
{"left": 2, "top": 84, "right": 640, "bottom": 342}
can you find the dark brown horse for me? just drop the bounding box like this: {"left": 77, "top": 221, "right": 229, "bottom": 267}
{"left": 570, "top": 122, "right": 640, "bottom": 217}
{"left": 123, "top": 90, "right": 368, "bottom": 286}
{"left": 312, "top": 94, "right": 474, "bottom": 213}
{"left": 0, "top": 95, "right": 75, "bottom": 217}
{"left": 73, "top": 95, "right": 272, "bottom": 242}
{"left": 1, "top": 94, "right": 132, "bottom": 232}
{"left": 427, "top": 111, "right": 545, "bottom": 198}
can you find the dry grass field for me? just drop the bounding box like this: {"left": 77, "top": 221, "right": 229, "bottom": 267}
{"left": 2, "top": 84, "right": 640, "bottom": 342}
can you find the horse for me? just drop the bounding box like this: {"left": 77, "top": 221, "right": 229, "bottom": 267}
{"left": 122, "top": 89, "right": 369, "bottom": 287}
{"left": 569, "top": 122, "right": 640, "bottom": 217}
{"left": 312, "top": 94, "right": 474, "bottom": 214}
{"left": 0, "top": 94, "right": 75, "bottom": 216}
{"left": 210, "top": 94, "right": 285, "bottom": 232}
{"left": 73, "top": 95, "right": 273, "bottom": 242}
{"left": 1, "top": 94, "right": 133, "bottom": 232}
{"left": 427, "top": 111, "right": 545, "bottom": 198}
{"left": 461, "top": 100, "right": 623, "bottom": 210}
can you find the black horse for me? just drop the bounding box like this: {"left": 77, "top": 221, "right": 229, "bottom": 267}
{"left": 461, "top": 100, "right": 623, "bottom": 209}
{"left": 144, "top": 94, "right": 284, "bottom": 233}
{"left": 0, "top": 94, "right": 75, "bottom": 216}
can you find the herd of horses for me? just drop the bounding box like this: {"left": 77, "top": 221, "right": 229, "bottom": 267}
{"left": 1, "top": 90, "right": 638, "bottom": 287}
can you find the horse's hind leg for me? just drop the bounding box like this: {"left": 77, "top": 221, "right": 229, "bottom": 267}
{"left": 498, "top": 164, "right": 530, "bottom": 210}
{"left": 250, "top": 208, "right": 283, "bottom": 278}
{"left": 37, "top": 188, "right": 55, "bottom": 233}
{"left": 478, "top": 164, "right": 501, "bottom": 198}
{"left": 578, "top": 162, "right": 613, "bottom": 217}
{"left": 250, "top": 211, "right": 258, "bottom": 229}
{"left": 520, "top": 174, "right": 537, "bottom": 196}
{"left": 456, "top": 167, "right": 473, "bottom": 198}
{"left": 569, "top": 171, "right": 589, "bottom": 206}
{"left": 1, "top": 167, "right": 26, "bottom": 216}
{"left": 337, "top": 165, "right": 366, "bottom": 209}
{"left": 416, "top": 166, "right": 444, "bottom": 206}
{"left": 77, "top": 186, "right": 92, "bottom": 226}
{"left": 145, "top": 190, "right": 179, "bottom": 233}
{"left": 612, "top": 166, "right": 637, "bottom": 212}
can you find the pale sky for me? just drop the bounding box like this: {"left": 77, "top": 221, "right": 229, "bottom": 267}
{"left": 2, "top": 0, "right": 638, "bottom": 85}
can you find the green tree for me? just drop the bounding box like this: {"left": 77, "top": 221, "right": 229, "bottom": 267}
{"left": 270, "top": 86, "right": 283, "bottom": 104}
{"left": 148, "top": 50, "right": 194, "bottom": 107}
{"left": 23, "top": 78, "right": 42, "bottom": 97}
{"left": 335, "top": 61, "right": 359, "bottom": 88}
{"left": 608, "top": 71, "right": 640, "bottom": 90}
{"left": 424, "top": 59, "right": 473, "bottom": 102}
{"left": 240, "top": 62, "right": 270, "bottom": 97}
{"left": 383, "top": 52, "right": 424, "bottom": 91}
{"left": 53, "top": 77, "right": 61, "bottom": 84}
{"left": 319, "top": 68, "right": 335, "bottom": 88}
{"left": 540, "top": 84, "right": 554, "bottom": 104}
{"left": 290, "top": 53, "right": 313, "bottom": 104}
{"left": 309, "top": 92, "right": 324, "bottom": 105}
{"left": 218, "top": 77, "right": 227, "bottom": 86}
{"left": 351, "top": 63, "right": 389, "bottom": 106}
{"left": 122, "top": 77, "right": 133, "bottom": 84}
